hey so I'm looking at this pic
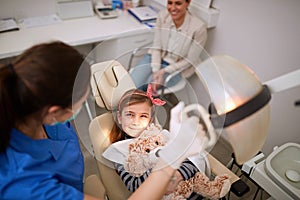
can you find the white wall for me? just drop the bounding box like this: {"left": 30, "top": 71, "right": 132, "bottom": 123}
{"left": 203, "top": 0, "right": 300, "bottom": 155}
{"left": 0, "top": 0, "right": 56, "bottom": 20}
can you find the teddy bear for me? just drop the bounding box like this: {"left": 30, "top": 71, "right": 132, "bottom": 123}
{"left": 124, "top": 123, "right": 231, "bottom": 200}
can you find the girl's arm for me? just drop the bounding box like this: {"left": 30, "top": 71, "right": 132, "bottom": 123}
{"left": 165, "top": 159, "right": 199, "bottom": 194}
{"left": 114, "top": 162, "right": 151, "bottom": 192}
{"left": 177, "top": 159, "right": 199, "bottom": 180}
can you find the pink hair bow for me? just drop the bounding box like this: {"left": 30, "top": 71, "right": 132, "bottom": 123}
{"left": 146, "top": 84, "right": 166, "bottom": 106}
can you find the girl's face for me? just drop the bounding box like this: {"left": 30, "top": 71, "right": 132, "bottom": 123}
{"left": 167, "top": 0, "right": 190, "bottom": 23}
{"left": 117, "top": 102, "right": 152, "bottom": 138}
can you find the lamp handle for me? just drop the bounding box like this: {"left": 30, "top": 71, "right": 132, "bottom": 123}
{"left": 182, "top": 104, "right": 217, "bottom": 149}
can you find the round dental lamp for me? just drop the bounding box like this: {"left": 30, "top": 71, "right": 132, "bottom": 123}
{"left": 196, "top": 55, "right": 272, "bottom": 165}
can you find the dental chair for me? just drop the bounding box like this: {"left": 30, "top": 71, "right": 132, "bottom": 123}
{"left": 87, "top": 60, "right": 247, "bottom": 200}
{"left": 88, "top": 60, "right": 135, "bottom": 200}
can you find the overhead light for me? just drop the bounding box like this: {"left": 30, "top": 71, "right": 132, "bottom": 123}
{"left": 196, "top": 55, "right": 272, "bottom": 165}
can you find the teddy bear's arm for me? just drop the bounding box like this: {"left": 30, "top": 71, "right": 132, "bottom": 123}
{"left": 114, "top": 162, "right": 152, "bottom": 192}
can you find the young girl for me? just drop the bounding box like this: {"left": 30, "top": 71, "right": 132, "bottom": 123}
{"left": 104, "top": 85, "right": 206, "bottom": 200}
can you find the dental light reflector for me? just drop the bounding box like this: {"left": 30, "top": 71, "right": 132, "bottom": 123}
{"left": 196, "top": 55, "right": 271, "bottom": 164}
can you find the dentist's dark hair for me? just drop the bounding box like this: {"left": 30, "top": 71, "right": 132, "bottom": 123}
{"left": 0, "top": 41, "right": 91, "bottom": 152}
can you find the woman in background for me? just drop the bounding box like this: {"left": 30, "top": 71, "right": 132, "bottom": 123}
{"left": 130, "top": 0, "right": 207, "bottom": 94}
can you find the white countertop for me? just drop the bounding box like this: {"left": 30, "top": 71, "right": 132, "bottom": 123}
{"left": 0, "top": 10, "right": 152, "bottom": 59}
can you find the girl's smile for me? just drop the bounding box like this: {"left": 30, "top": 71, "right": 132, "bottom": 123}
{"left": 118, "top": 102, "right": 152, "bottom": 138}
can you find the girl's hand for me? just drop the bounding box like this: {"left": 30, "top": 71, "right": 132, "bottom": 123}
{"left": 152, "top": 69, "right": 166, "bottom": 92}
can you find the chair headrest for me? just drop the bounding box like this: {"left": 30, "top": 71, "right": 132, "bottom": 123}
{"left": 91, "top": 60, "right": 136, "bottom": 111}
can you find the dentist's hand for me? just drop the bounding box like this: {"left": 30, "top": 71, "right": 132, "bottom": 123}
{"left": 158, "top": 102, "right": 208, "bottom": 169}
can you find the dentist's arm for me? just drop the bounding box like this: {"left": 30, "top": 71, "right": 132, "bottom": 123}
{"left": 128, "top": 159, "right": 175, "bottom": 200}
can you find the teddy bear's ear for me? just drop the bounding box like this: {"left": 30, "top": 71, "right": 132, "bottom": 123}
{"left": 128, "top": 143, "right": 134, "bottom": 151}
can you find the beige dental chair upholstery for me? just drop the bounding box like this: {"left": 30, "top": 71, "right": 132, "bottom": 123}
{"left": 84, "top": 174, "right": 106, "bottom": 199}
{"left": 89, "top": 113, "right": 132, "bottom": 200}
{"left": 89, "top": 60, "right": 135, "bottom": 200}
{"left": 88, "top": 60, "right": 243, "bottom": 200}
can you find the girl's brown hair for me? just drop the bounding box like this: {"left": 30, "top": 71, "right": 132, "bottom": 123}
{"left": 109, "top": 89, "right": 156, "bottom": 143}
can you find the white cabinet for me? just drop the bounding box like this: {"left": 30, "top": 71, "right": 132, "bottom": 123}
{"left": 94, "top": 31, "right": 154, "bottom": 70}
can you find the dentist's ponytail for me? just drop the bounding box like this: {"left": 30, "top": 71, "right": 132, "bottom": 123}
{"left": 0, "top": 64, "right": 17, "bottom": 152}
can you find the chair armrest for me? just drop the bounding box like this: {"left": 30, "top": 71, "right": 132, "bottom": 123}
{"left": 128, "top": 42, "right": 153, "bottom": 71}
{"left": 207, "top": 154, "right": 239, "bottom": 184}
{"left": 84, "top": 174, "right": 106, "bottom": 199}
{"left": 160, "top": 68, "right": 186, "bottom": 95}
{"left": 207, "top": 154, "right": 249, "bottom": 197}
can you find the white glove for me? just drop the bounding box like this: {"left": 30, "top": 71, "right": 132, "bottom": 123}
{"left": 158, "top": 102, "right": 208, "bottom": 169}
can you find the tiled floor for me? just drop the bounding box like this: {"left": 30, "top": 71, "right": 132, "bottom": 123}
{"left": 75, "top": 98, "right": 271, "bottom": 200}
